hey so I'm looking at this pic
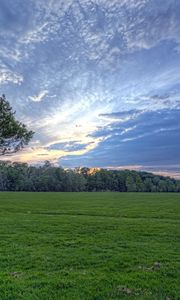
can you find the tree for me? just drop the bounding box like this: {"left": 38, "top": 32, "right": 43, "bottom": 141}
{"left": 135, "top": 174, "right": 144, "bottom": 192}
{"left": 0, "top": 95, "right": 34, "bottom": 155}
{"left": 125, "top": 173, "right": 137, "bottom": 192}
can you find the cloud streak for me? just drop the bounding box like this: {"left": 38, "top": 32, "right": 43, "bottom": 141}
{"left": 29, "top": 90, "right": 49, "bottom": 102}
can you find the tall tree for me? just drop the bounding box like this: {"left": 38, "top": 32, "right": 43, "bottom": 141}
{"left": 0, "top": 95, "right": 34, "bottom": 155}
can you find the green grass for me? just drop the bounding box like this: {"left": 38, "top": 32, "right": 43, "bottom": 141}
{"left": 0, "top": 192, "right": 179, "bottom": 300}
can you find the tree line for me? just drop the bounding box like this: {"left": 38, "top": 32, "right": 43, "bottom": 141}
{"left": 0, "top": 161, "right": 179, "bottom": 192}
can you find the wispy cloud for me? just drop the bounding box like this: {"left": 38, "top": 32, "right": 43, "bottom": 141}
{"left": 29, "top": 90, "right": 49, "bottom": 102}
{"left": 0, "top": 67, "right": 23, "bottom": 85}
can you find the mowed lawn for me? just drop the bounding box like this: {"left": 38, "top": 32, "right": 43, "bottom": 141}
{"left": 0, "top": 193, "right": 179, "bottom": 300}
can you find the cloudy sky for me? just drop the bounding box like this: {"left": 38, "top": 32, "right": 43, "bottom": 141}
{"left": 0, "top": 0, "right": 180, "bottom": 177}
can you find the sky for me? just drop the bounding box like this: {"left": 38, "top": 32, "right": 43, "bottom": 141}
{"left": 0, "top": 0, "right": 180, "bottom": 178}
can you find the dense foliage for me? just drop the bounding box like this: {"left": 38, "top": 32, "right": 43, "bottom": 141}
{"left": 0, "top": 95, "right": 34, "bottom": 155}
{"left": 0, "top": 161, "right": 179, "bottom": 192}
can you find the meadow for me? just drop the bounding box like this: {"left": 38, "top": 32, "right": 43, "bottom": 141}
{"left": 0, "top": 192, "right": 179, "bottom": 300}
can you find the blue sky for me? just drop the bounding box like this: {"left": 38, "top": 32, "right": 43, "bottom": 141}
{"left": 0, "top": 0, "right": 180, "bottom": 178}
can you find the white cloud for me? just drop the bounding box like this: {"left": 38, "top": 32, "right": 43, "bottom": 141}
{"left": 0, "top": 48, "right": 22, "bottom": 62}
{"left": 29, "top": 90, "right": 49, "bottom": 102}
{"left": 0, "top": 68, "right": 23, "bottom": 85}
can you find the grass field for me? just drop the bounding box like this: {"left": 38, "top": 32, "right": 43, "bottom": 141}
{"left": 0, "top": 192, "right": 179, "bottom": 300}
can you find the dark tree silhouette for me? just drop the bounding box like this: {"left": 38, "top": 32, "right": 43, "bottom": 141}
{"left": 0, "top": 95, "right": 34, "bottom": 155}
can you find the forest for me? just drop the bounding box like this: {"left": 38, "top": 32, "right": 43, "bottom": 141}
{"left": 0, "top": 160, "right": 179, "bottom": 192}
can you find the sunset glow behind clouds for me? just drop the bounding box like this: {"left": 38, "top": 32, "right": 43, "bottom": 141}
{"left": 0, "top": 0, "right": 180, "bottom": 177}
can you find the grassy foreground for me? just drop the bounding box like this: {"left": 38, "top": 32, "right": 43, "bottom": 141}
{"left": 0, "top": 192, "right": 179, "bottom": 300}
